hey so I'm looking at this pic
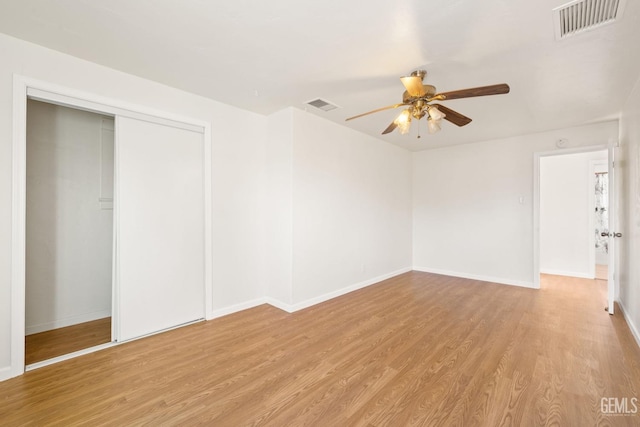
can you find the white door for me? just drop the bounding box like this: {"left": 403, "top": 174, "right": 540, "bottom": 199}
{"left": 115, "top": 116, "right": 205, "bottom": 341}
{"left": 606, "top": 146, "right": 617, "bottom": 314}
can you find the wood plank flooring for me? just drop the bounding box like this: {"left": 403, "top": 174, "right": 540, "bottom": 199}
{"left": 596, "top": 263, "right": 609, "bottom": 280}
{"left": 1, "top": 272, "right": 639, "bottom": 426}
{"left": 25, "top": 317, "right": 112, "bottom": 365}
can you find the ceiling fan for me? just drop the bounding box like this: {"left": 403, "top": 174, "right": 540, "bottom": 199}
{"left": 345, "top": 70, "right": 510, "bottom": 136}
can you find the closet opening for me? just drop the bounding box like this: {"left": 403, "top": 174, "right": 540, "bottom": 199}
{"left": 25, "top": 99, "right": 115, "bottom": 366}
{"left": 10, "top": 76, "right": 212, "bottom": 379}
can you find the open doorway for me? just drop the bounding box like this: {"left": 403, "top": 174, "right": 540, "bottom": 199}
{"left": 25, "top": 99, "right": 114, "bottom": 365}
{"left": 539, "top": 149, "right": 608, "bottom": 279}
{"left": 537, "top": 147, "right": 612, "bottom": 311}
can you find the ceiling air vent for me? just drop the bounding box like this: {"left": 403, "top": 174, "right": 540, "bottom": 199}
{"left": 305, "top": 98, "right": 339, "bottom": 112}
{"left": 553, "top": 0, "right": 626, "bottom": 40}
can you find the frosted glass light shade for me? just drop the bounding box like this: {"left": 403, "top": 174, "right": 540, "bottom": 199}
{"left": 427, "top": 105, "right": 445, "bottom": 121}
{"left": 395, "top": 109, "right": 412, "bottom": 135}
{"left": 427, "top": 118, "right": 441, "bottom": 134}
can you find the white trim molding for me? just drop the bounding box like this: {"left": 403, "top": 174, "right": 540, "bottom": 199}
{"left": 413, "top": 266, "right": 536, "bottom": 289}
{"left": 618, "top": 301, "right": 640, "bottom": 350}
{"left": 26, "top": 311, "right": 112, "bottom": 336}
{"left": 207, "top": 298, "right": 269, "bottom": 320}
{"left": 538, "top": 269, "right": 594, "bottom": 279}
{"left": 205, "top": 268, "right": 413, "bottom": 319}
{"left": 0, "top": 366, "right": 13, "bottom": 382}
{"left": 267, "top": 267, "right": 412, "bottom": 313}
{"left": 9, "top": 75, "right": 28, "bottom": 380}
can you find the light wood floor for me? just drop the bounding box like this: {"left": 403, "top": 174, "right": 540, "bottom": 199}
{"left": 2, "top": 272, "right": 639, "bottom": 426}
{"left": 25, "top": 317, "right": 112, "bottom": 365}
{"left": 596, "top": 263, "right": 609, "bottom": 280}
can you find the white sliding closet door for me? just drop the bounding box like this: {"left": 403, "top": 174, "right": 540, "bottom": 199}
{"left": 115, "top": 116, "right": 205, "bottom": 341}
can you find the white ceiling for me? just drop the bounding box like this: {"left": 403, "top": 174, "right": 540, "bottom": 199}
{"left": 1, "top": 0, "right": 639, "bottom": 151}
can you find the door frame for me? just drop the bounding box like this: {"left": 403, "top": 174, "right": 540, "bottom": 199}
{"left": 533, "top": 143, "right": 618, "bottom": 304}
{"left": 606, "top": 145, "right": 617, "bottom": 314}
{"left": 10, "top": 75, "right": 213, "bottom": 379}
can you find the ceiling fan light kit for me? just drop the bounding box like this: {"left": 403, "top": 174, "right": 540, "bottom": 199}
{"left": 427, "top": 117, "right": 442, "bottom": 134}
{"left": 346, "top": 70, "right": 510, "bottom": 137}
{"left": 394, "top": 109, "right": 412, "bottom": 135}
{"left": 427, "top": 105, "right": 445, "bottom": 121}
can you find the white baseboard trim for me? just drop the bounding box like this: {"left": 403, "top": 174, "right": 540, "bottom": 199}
{"left": 617, "top": 300, "right": 640, "bottom": 350}
{"left": 206, "top": 297, "right": 268, "bottom": 320}
{"left": 413, "top": 266, "right": 536, "bottom": 289}
{"left": 26, "top": 310, "right": 112, "bottom": 335}
{"left": 0, "top": 366, "right": 13, "bottom": 382}
{"left": 266, "top": 267, "right": 412, "bottom": 313}
{"left": 539, "top": 269, "right": 593, "bottom": 279}
{"left": 264, "top": 297, "right": 293, "bottom": 313}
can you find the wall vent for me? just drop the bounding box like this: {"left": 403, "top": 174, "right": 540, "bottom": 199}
{"left": 305, "top": 98, "right": 339, "bottom": 112}
{"left": 553, "top": 0, "right": 626, "bottom": 40}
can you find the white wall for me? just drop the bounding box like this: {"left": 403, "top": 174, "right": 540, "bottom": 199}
{"left": 265, "top": 108, "right": 294, "bottom": 305}
{"left": 291, "top": 109, "right": 412, "bottom": 305}
{"left": 265, "top": 108, "right": 412, "bottom": 310}
{"left": 25, "top": 100, "right": 113, "bottom": 334}
{"left": 539, "top": 150, "right": 607, "bottom": 278}
{"left": 0, "top": 33, "right": 266, "bottom": 377}
{"left": 412, "top": 121, "right": 618, "bottom": 287}
{"left": 618, "top": 73, "right": 640, "bottom": 346}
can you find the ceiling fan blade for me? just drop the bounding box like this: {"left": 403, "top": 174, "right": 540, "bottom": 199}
{"left": 400, "top": 76, "right": 426, "bottom": 97}
{"left": 433, "top": 83, "right": 510, "bottom": 100}
{"left": 345, "top": 103, "right": 408, "bottom": 121}
{"left": 432, "top": 104, "right": 472, "bottom": 127}
{"left": 381, "top": 120, "right": 398, "bottom": 135}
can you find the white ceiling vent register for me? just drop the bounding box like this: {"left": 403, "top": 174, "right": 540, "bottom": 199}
{"left": 305, "top": 98, "right": 340, "bottom": 112}
{"left": 553, "top": 0, "right": 626, "bottom": 40}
